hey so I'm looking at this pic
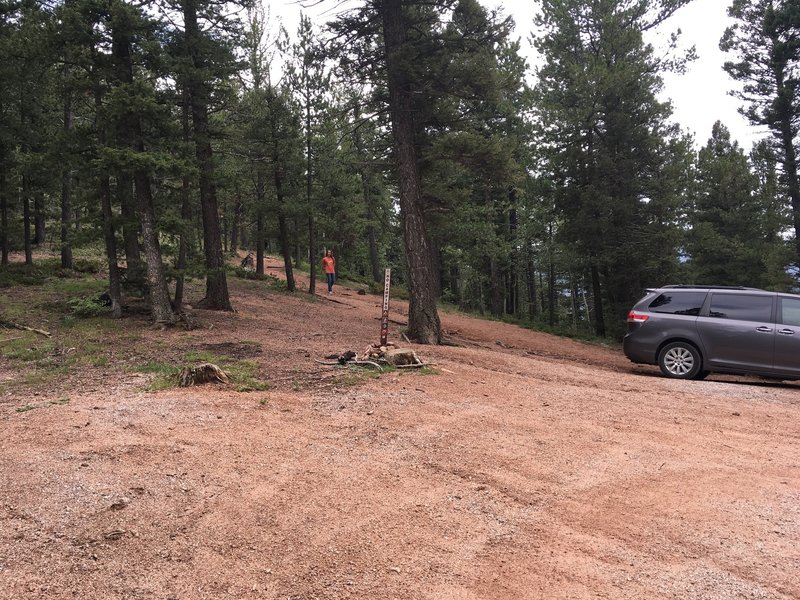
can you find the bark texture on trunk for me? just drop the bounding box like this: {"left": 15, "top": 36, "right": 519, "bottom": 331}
{"left": 381, "top": 0, "right": 441, "bottom": 344}
{"left": 135, "top": 171, "right": 176, "bottom": 323}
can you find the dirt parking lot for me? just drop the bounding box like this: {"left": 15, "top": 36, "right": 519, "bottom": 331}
{"left": 1, "top": 258, "right": 798, "bottom": 599}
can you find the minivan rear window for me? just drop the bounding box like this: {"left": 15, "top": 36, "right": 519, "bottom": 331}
{"left": 709, "top": 294, "right": 773, "bottom": 322}
{"left": 648, "top": 292, "right": 706, "bottom": 315}
{"left": 780, "top": 297, "right": 800, "bottom": 326}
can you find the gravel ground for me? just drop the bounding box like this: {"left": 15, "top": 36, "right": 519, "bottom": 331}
{"left": 1, "top": 257, "right": 798, "bottom": 599}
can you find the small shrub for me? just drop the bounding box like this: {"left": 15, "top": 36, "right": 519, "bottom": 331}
{"left": 71, "top": 258, "right": 101, "bottom": 274}
{"left": 67, "top": 297, "right": 109, "bottom": 318}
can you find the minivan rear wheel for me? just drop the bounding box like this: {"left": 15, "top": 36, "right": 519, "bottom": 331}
{"left": 658, "top": 342, "right": 702, "bottom": 379}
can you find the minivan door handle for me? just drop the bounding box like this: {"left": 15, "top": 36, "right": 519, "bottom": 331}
{"left": 778, "top": 328, "right": 796, "bottom": 335}
{"left": 756, "top": 326, "right": 774, "bottom": 333}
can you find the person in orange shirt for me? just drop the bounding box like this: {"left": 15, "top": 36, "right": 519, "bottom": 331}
{"left": 322, "top": 249, "right": 336, "bottom": 294}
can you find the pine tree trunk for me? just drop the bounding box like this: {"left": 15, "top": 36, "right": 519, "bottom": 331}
{"left": 381, "top": 0, "right": 441, "bottom": 344}
{"left": 489, "top": 257, "right": 503, "bottom": 316}
{"left": 526, "top": 241, "right": 537, "bottom": 321}
{"left": 308, "top": 215, "right": 317, "bottom": 294}
{"left": 118, "top": 174, "right": 142, "bottom": 275}
{"left": 135, "top": 171, "right": 176, "bottom": 323}
{"left": 60, "top": 91, "right": 73, "bottom": 270}
{"left": 590, "top": 264, "right": 605, "bottom": 337}
{"left": 112, "top": 20, "right": 176, "bottom": 324}
{"left": 779, "top": 116, "right": 800, "bottom": 267}
{"left": 275, "top": 168, "right": 296, "bottom": 292}
{"left": 548, "top": 260, "right": 556, "bottom": 327}
{"left": 255, "top": 171, "right": 266, "bottom": 276}
{"left": 570, "top": 276, "right": 579, "bottom": 332}
{"left": 230, "top": 187, "right": 242, "bottom": 255}
{"left": 278, "top": 212, "right": 295, "bottom": 291}
{"left": 183, "top": 0, "right": 232, "bottom": 311}
{"left": 0, "top": 169, "right": 7, "bottom": 266}
{"left": 99, "top": 176, "right": 122, "bottom": 318}
{"left": 538, "top": 270, "right": 545, "bottom": 317}
{"left": 34, "top": 191, "right": 45, "bottom": 245}
{"left": 306, "top": 101, "right": 316, "bottom": 294}
{"left": 506, "top": 207, "right": 518, "bottom": 316}
{"left": 173, "top": 174, "right": 191, "bottom": 314}
{"left": 22, "top": 175, "right": 32, "bottom": 265}
{"left": 293, "top": 225, "right": 302, "bottom": 268}
{"left": 173, "top": 93, "right": 193, "bottom": 314}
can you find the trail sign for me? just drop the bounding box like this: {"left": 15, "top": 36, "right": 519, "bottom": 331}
{"left": 380, "top": 268, "right": 391, "bottom": 346}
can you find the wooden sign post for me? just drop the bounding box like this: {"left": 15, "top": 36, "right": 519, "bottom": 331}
{"left": 380, "top": 268, "right": 391, "bottom": 346}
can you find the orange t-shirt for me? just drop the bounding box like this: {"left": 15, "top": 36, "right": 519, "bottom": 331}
{"left": 322, "top": 256, "right": 335, "bottom": 274}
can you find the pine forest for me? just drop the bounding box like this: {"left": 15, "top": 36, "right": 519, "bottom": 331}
{"left": 2, "top": 0, "right": 799, "bottom": 342}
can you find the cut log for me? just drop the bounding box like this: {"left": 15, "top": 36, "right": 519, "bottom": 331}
{"left": 383, "top": 348, "right": 419, "bottom": 366}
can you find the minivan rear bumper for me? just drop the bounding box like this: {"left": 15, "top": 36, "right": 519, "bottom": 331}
{"left": 623, "top": 331, "right": 657, "bottom": 364}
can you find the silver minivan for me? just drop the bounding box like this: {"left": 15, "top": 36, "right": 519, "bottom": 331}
{"left": 623, "top": 285, "right": 800, "bottom": 380}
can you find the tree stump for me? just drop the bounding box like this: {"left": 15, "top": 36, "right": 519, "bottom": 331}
{"left": 178, "top": 363, "right": 229, "bottom": 387}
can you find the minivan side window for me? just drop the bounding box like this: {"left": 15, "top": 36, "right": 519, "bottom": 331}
{"left": 780, "top": 297, "right": 800, "bottom": 326}
{"left": 648, "top": 292, "right": 706, "bottom": 315}
{"left": 708, "top": 294, "right": 773, "bottom": 322}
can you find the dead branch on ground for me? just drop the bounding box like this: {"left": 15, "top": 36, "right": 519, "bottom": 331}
{"left": 0, "top": 319, "right": 51, "bottom": 338}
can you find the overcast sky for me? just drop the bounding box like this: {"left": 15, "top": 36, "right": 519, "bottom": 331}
{"left": 501, "top": 0, "right": 761, "bottom": 149}
{"left": 271, "top": 0, "right": 762, "bottom": 150}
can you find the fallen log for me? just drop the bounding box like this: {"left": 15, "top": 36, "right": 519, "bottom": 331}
{"left": 0, "top": 320, "right": 51, "bottom": 338}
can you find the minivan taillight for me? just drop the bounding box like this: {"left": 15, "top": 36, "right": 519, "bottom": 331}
{"left": 627, "top": 310, "right": 649, "bottom": 323}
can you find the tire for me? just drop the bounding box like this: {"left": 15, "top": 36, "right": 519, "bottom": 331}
{"left": 658, "top": 342, "right": 702, "bottom": 379}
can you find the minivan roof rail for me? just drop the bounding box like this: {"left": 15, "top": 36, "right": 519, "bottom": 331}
{"left": 659, "top": 285, "right": 766, "bottom": 291}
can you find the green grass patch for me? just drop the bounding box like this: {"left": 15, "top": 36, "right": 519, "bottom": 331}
{"left": 184, "top": 350, "right": 269, "bottom": 392}
{"left": 1, "top": 337, "right": 56, "bottom": 362}
{"left": 0, "top": 259, "right": 64, "bottom": 288}
{"left": 415, "top": 366, "right": 439, "bottom": 376}
{"left": 134, "top": 351, "right": 270, "bottom": 392}
{"left": 135, "top": 361, "right": 182, "bottom": 391}
{"left": 340, "top": 364, "right": 386, "bottom": 386}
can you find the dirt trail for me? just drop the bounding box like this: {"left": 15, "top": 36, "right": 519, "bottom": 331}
{"left": 1, "top": 257, "right": 798, "bottom": 599}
